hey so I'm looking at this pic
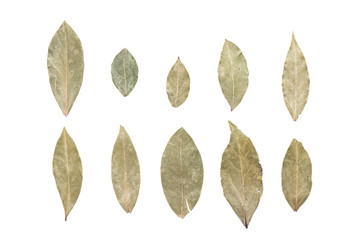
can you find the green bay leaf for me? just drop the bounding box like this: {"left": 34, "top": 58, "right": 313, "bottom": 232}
{"left": 282, "top": 33, "right": 310, "bottom": 121}
{"left": 218, "top": 40, "right": 249, "bottom": 111}
{"left": 161, "top": 128, "right": 203, "bottom": 218}
{"left": 111, "top": 48, "right": 139, "bottom": 97}
{"left": 111, "top": 126, "right": 141, "bottom": 213}
{"left": 221, "top": 121, "right": 263, "bottom": 228}
{"left": 282, "top": 139, "right": 312, "bottom": 211}
{"left": 53, "top": 128, "right": 83, "bottom": 221}
{"left": 47, "top": 21, "right": 84, "bottom": 116}
{"left": 166, "top": 58, "right": 190, "bottom": 108}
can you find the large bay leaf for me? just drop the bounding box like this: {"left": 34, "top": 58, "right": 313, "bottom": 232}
{"left": 218, "top": 40, "right": 249, "bottom": 111}
{"left": 47, "top": 21, "right": 84, "bottom": 116}
{"left": 282, "top": 139, "right": 312, "bottom": 211}
{"left": 112, "top": 126, "right": 140, "bottom": 213}
{"left": 53, "top": 128, "right": 83, "bottom": 221}
{"left": 166, "top": 58, "right": 190, "bottom": 107}
{"left": 111, "top": 48, "right": 139, "bottom": 97}
{"left": 221, "top": 121, "right": 263, "bottom": 228}
{"left": 282, "top": 33, "right": 310, "bottom": 121}
{"left": 161, "top": 127, "right": 203, "bottom": 218}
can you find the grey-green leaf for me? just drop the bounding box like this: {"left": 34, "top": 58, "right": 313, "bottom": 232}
{"left": 166, "top": 58, "right": 190, "bottom": 107}
{"left": 282, "top": 138, "right": 312, "bottom": 211}
{"left": 53, "top": 128, "right": 83, "bottom": 221}
{"left": 111, "top": 48, "right": 139, "bottom": 97}
{"left": 47, "top": 21, "right": 84, "bottom": 116}
{"left": 221, "top": 121, "right": 263, "bottom": 228}
{"left": 161, "top": 128, "right": 203, "bottom": 218}
{"left": 111, "top": 126, "right": 141, "bottom": 213}
{"left": 282, "top": 33, "right": 310, "bottom": 121}
{"left": 218, "top": 40, "right": 249, "bottom": 111}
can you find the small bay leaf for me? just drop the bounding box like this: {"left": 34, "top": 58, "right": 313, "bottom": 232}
{"left": 220, "top": 121, "right": 263, "bottom": 228}
{"left": 218, "top": 39, "right": 249, "bottom": 111}
{"left": 47, "top": 21, "right": 84, "bottom": 116}
{"left": 53, "top": 128, "right": 83, "bottom": 221}
{"left": 282, "top": 138, "right": 312, "bottom": 211}
{"left": 111, "top": 48, "right": 139, "bottom": 97}
{"left": 282, "top": 33, "right": 310, "bottom": 121}
{"left": 166, "top": 58, "right": 190, "bottom": 107}
{"left": 111, "top": 126, "right": 141, "bottom": 213}
{"left": 161, "top": 127, "right": 203, "bottom": 218}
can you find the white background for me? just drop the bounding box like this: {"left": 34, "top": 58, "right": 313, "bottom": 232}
{"left": 0, "top": 0, "right": 358, "bottom": 239}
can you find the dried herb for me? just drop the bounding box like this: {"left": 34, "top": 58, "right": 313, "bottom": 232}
{"left": 161, "top": 128, "right": 203, "bottom": 218}
{"left": 221, "top": 121, "right": 263, "bottom": 228}
{"left": 112, "top": 126, "right": 140, "bottom": 213}
{"left": 166, "top": 58, "right": 190, "bottom": 108}
{"left": 53, "top": 128, "right": 83, "bottom": 221}
{"left": 282, "top": 33, "right": 310, "bottom": 121}
{"left": 218, "top": 40, "right": 249, "bottom": 111}
{"left": 282, "top": 139, "right": 312, "bottom": 211}
{"left": 111, "top": 48, "right": 139, "bottom": 97}
{"left": 47, "top": 21, "right": 84, "bottom": 116}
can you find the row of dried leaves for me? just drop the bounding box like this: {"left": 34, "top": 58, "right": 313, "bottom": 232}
{"left": 51, "top": 124, "right": 312, "bottom": 226}
{"left": 48, "top": 22, "right": 312, "bottom": 226}
{"left": 47, "top": 22, "right": 310, "bottom": 119}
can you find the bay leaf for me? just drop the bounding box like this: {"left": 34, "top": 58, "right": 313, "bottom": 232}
{"left": 111, "top": 48, "right": 139, "bottom": 97}
{"left": 53, "top": 128, "right": 83, "bottom": 221}
{"left": 47, "top": 21, "right": 84, "bottom": 116}
{"left": 166, "top": 58, "right": 190, "bottom": 108}
{"left": 111, "top": 126, "right": 141, "bottom": 213}
{"left": 282, "top": 33, "right": 310, "bottom": 121}
{"left": 218, "top": 39, "right": 249, "bottom": 111}
{"left": 282, "top": 138, "right": 312, "bottom": 211}
{"left": 220, "top": 121, "right": 263, "bottom": 228}
{"left": 161, "top": 127, "right": 203, "bottom": 218}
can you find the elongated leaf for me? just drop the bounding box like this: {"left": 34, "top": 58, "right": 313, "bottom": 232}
{"left": 221, "top": 121, "right": 263, "bottom": 228}
{"left": 161, "top": 127, "right": 203, "bottom": 218}
{"left": 47, "top": 21, "right": 84, "bottom": 116}
{"left": 166, "top": 58, "right": 190, "bottom": 107}
{"left": 282, "top": 33, "right": 310, "bottom": 121}
{"left": 53, "top": 128, "right": 83, "bottom": 221}
{"left": 111, "top": 48, "right": 139, "bottom": 97}
{"left": 282, "top": 139, "right": 312, "bottom": 211}
{"left": 112, "top": 126, "right": 141, "bottom": 213}
{"left": 218, "top": 40, "right": 249, "bottom": 111}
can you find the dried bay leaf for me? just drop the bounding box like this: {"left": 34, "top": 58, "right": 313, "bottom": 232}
{"left": 282, "top": 33, "right": 310, "bottom": 121}
{"left": 161, "top": 128, "right": 203, "bottom": 218}
{"left": 111, "top": 126, "right": 140, "bottom": 213}
{"left": 221, "top": 121, "right": 263, "bottom": 228}
{"left": 53, "top": 128, "right": 83, "bottom": 221}
{"left": 218, "top": 40, "right": 249, "bottom": 111}
{"left": 47, "top": 21, "right": 84, "bottom": 116}
{"left": 282, "top": 139, "right": 312, "bottom": 211}
{"left": 166, "top": 58, "right": 190, "bottom": 107}
{"left": 111, "top": 48, "right": 139, "bottom": 97}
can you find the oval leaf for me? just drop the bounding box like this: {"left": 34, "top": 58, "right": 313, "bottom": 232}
{"left": 166, "top": 58, "right": 190, "bottom": 107}
{"left": 282, "top": 138, "right": 312, "bottom": 211}
{"left": 53, "top": 128, "right": 83, "bottom": 221}
{"left": 221, "top": 121, "right": 263, "bottom": 228}
{"left": 282, "top": 33, "right": 310, "bottom": 121}
{"left": 161, "top": 127, "right": 203, "bottom": 218}
{"left": 218, "top": 39, "right": 249, "bottom": 111}
{"left": 111, "top": 48, "right": 139, "bottom": 97}
{"left": 111, "top": 126, "right": 141, "bottom": 213}
{"left": 47, "top": 21, "right": 84, "bottom": 116}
